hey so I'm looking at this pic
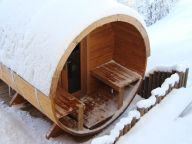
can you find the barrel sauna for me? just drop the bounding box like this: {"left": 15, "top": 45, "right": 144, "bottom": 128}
{"left": 0, "top": 0, "right": 150, "bottom": 137}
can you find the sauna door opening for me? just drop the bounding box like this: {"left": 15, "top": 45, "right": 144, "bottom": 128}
{"left": 67, "top": 44, "right": 81, "bottom": 93}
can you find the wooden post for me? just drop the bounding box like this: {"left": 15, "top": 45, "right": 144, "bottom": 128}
{"left": 118, "top": 88, "right": 124, "bottom": 109}
{"left": 123, "top": 124, "right": 131, "bottom": 134}
{"left": 9, "top": 93, "right": 26, "bottom": 106}
{"left": 148, "top": 74, "right": 152, "bottom": 97}
{"left": 156, "top": 72, "right": 161, "bottom": 87}
{"left": 174, "top": 82, "right": 179, "bottom": 89}
{"left": 178, "top": 72, "right": 184, "bottom": 88}
{"left": 119, "top": 129, "right": 123, "bottom": 137}
{"left": 144, "top": 77, "right": 149, "bottom": 98}
{"left": 184, "top": 68, "right": 189, "bottom": 88}
{"left": 137, "top": 107, "right": 145, "bottom": 116}
{"left": 46, "top": 123, "right": 64, "bottom": 139}
{"left": 131, "top": 118, "right": 137, "bottom": 127}
{"left": 77, "top": 104, "right": 84, "bottom": 130}
{"left": 156, "top": 96, "right": 160, "bottom": 104}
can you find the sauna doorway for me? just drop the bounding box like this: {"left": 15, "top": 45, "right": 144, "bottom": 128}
{"left": 67, "top": 44, "right": 81, "bottom": 93}
{"left": 60, "top": 40, "right": 87, "bottom": 97}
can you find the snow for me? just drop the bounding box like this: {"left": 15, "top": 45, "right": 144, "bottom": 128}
{"left": 147, "top": 0, "right": 192, "bottom": 86}
{"left": 0, "top": 0, "right": 144, "bottom": 96}
{"left": 128, "top": 110, "right": 141, "bottom": 120}
{"left": 91, "top": 109, "right": 141, "bottom": 144}
{"left": 151, "top": 87, "right": 166, "bottom": 96}
{"left": 0, "top": 0, "right": 192, "bottom": 143}
{"left": 136, "top": 95, "right": 156, "bottom": 109}
{"left": 146, "top": 65, "right": 187, "bottom": 76}
{"left": 118, "top": 88, "right": 192, "bottom": 144}
{"left": 91, "top": 135, "right": 114, "bottom": 144}
{"left": 117, "top": 0, "right": 192, "bottom": 143}
{"left": 0, "top": 100, "right": 80, "bottom": 144}
{"left": 137, "top": 73, "right": 179, "bottom": 109}
{"left": 162, "top": 73, "right": 179, "bottom": 87}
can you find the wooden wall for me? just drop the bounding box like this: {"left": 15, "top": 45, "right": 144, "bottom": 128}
{"left": 58, "top": 21, "right": 147, "bottom": 96}
{"left": 112, "top": 22, "right": 147, "bottom": 76}
{"left": 86, "top": 23, "right": 115, "bottom": 94}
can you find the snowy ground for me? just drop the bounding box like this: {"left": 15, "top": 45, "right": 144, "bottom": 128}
{"left": 147, "top": 0, "right": 192, "bottom": 85}
{"left": 117, "top": 0, "right": 192, "bottom": 143}
{"left": 117, "top": 88, "right": 192, "bottom": 144}
{"left": 0, "top": 0, "right": 192, "bottom": 144}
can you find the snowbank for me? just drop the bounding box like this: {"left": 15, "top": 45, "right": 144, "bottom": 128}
{"left": 91, "top": 110, "right": 140, "bottom": 144}
{"left": 0, "top": 0, "right": 145, "bottom": 96}
{"left": 0, "top": 103, "right": 70, "bottom": 144}
{"left": 136, "top": 95, "right": 156, "bottom": 109}
{"left": 146, "top": 65, "right": 187, "bottom": 76}
{"left": 118, "top": 87, "right": 192, "bottom": 144}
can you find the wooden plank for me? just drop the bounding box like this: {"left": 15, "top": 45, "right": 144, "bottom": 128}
{"left": 118, "top": 88, "right": 124, "bottom": 109}
{"left": 144, "top": 77, "right": 149, "bottom": 98}
{"left": 184, "top": 68, "right": 189, "bottom": 87}
{"left": 112, "top": 21, "right": 147, "bottom": 76}
{"left": 148, "top": 74, "right": 152, "bottom": 96}
{"left": 77, "top": 105, "right": 84, "bottom": 130}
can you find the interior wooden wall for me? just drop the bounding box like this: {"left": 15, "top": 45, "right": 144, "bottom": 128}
{"left": 86, "top": 23, "right": 114, "bottom": 94}
{"left": 112, "top": 22, "right": 146, "bottom": 76}
{"left": 58, "top": 21, "right": 147, "bottom": 96}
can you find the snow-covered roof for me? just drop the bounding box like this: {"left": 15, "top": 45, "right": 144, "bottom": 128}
{"left": 0, "top": 0, "right": 150, "bottom": 96}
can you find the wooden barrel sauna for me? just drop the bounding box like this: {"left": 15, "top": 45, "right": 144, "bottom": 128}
{"left": 0, "top": 1, "right": 150, "bottom": 136}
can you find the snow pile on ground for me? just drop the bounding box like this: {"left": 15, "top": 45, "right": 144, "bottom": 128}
{"left": 118, "top": 0, "right": 178, "bottom": 26}
{"left": 146, "top": 65, "right": 187, "bottom": 76}
{"left": 91, "top": 110, "right": 140, "bottom": 144}
{"left": 0, "top": 103, "right": 77, "bottom": 144}
{"left": 117, "top": 88, "right": 192, "bottom": 144}
{"left": 136, "top": 95, "right": 156, "bottom": 109}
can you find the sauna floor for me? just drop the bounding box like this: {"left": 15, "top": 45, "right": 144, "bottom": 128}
{"left": 80, "top": 91, "right": 118, "bottom": 129}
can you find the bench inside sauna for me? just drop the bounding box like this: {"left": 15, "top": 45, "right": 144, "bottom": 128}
{"left": 54, "top": 21, "right": 147, "bottom": 133}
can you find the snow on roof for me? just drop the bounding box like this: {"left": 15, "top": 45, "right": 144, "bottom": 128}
{"left": 0, "top": 0, "right": 146, "bottom": 96}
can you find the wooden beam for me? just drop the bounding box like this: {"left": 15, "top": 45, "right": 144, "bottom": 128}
{"left": 77, "top": 105, "right": 84, "bottom": 130}
{"left": 9, "top": 93, "right": 26, "bottom": 106}
{"left": 118, "top": 88, "right": 124, "bottom": 109}
{"left": 46, "top": 123, "right": 64, "bottom": 139}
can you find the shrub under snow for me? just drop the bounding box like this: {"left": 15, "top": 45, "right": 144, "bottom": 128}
{"left": 118, "top": 0, "right": 179, "bottom": 26}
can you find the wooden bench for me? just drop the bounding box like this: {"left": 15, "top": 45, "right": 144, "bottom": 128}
{"left": 55, "top": 89, "right": 85, "bottom": 130}
{"left": 91, "top": 61, "right": 140, "bottom": 108}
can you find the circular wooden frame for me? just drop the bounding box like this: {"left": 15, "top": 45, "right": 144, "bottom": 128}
{"left": 49, "top": 14, "right": 150, "bottom": 135}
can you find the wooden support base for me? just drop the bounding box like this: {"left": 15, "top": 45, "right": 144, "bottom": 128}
{"left": 9, "top": 93, "right": 27, "bottom": 106}
{"left": 46, "top": 123, "right": 64, "bottom": 139}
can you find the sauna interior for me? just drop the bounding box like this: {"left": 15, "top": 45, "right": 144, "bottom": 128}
{"left": 55, "top": 21, "right": 147, "bottom": 132}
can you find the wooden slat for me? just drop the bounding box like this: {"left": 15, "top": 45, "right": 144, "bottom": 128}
{"left": 91, "top": 61, "right": 139, "bottom": 91}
